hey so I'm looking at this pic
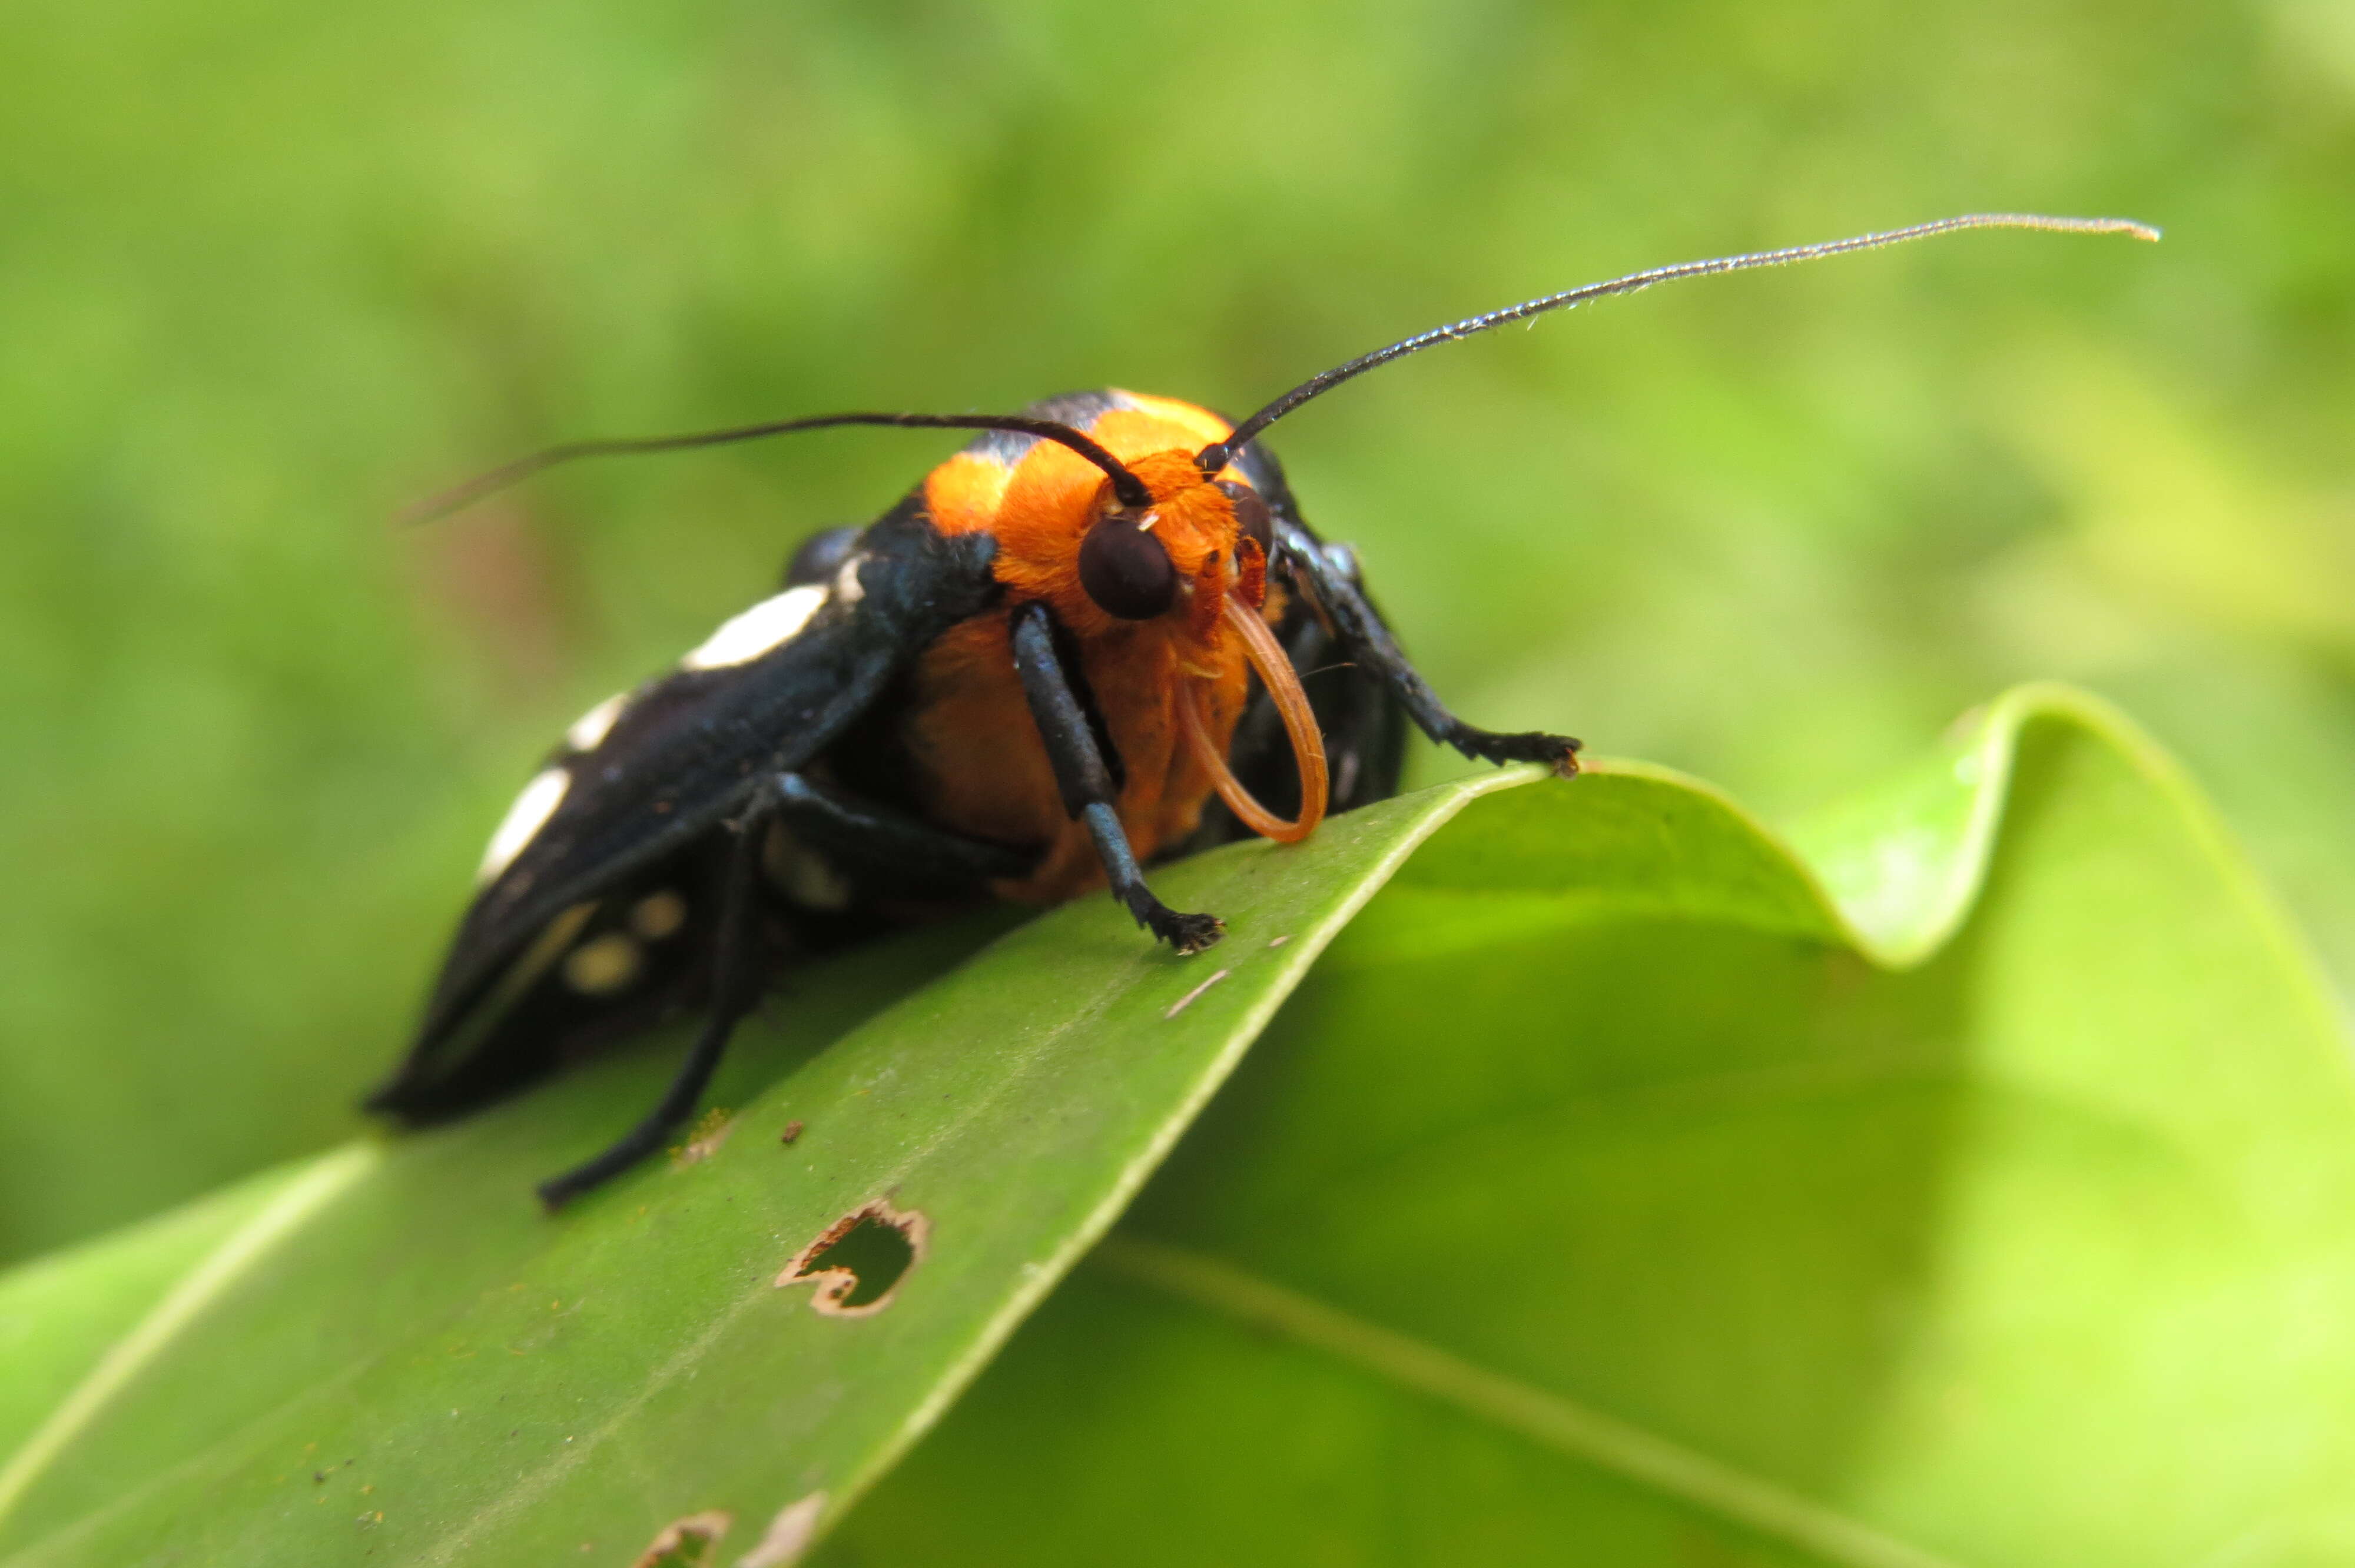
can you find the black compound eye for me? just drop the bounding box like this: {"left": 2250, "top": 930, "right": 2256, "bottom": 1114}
{"left": 1216, "top": 480, "right": 1272, "bottom": 557}
{"left": 1077, "top": 511, "right": 1178, "bottom": 619}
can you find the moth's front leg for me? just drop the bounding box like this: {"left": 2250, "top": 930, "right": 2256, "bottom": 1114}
{"left": 1276, "top": 523, "right": 1581, "bottom": 776}
{"left": 1007, "top": 601, "right": 1224, "bottom": 955}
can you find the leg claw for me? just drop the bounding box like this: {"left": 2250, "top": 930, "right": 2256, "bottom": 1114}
{"left": 1152, "top": 909, "right": 1226, "bottom": 956}
{"left": 1456, "top": 729, "right": 1581, "bottom": 775}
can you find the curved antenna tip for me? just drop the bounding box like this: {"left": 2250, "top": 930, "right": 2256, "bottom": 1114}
{"left": 393, "top": 464, "right": 535, "bottom": 529}
{"left": 2002, "top": 212, "right": 2161, "bottom": 243}
{"left": 1206, "top": 210, "right": 2167, "bottom": 458}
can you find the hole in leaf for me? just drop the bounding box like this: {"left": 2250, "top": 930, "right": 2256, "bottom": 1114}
{"left": 630, "top": 1510, "right": 732, "bottom": 1567}
{"left": 777, "top": 1200, "right": 928, "bottom": 1317}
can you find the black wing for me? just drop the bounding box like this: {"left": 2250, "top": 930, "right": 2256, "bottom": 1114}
{"left": 370, "top": 494, "right": 999, "bottom": 1119}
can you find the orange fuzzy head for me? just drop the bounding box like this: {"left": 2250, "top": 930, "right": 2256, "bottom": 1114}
{"left": 924, "top": 397, "right": 1265, "bottom": 647}
{"left": 916, "top": 393, "right": 1325, "bottom": 855}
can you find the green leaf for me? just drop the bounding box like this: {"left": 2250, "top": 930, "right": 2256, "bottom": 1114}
{"left": 8, "top": 685, "right": 2346, "bottom": 1567}
{"left": 0, "top": 770, "right": 1530, "bottom": 1566}
{"left": 824, "top": 686, "right": 2355, "bottom": 1567}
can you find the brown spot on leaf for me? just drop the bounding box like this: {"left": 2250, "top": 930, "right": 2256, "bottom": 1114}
{"left": 671, "top": 1108, "right": 733, "bottom": 1166}
{"left": 778, "top": 1119, "right": 804, "bottom": 1146}
{"left": 735, "top": 1493, "right": 827, "bottom": 1567}
{"left": 778, "top": 1201, "right": 928, "bottom": 1317}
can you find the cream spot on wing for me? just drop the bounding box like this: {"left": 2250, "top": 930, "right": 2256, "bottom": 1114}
{"left": 831, "top": 553, "right": 867, "bottom": 604}
{"left": 477, "top": 768, "right": 570, "bottom": 883}
{"left": 563, "top": 692, "right": 628, "bottom": 753}
{"left": 629, "top": 889, "right": 687, "bottom": 941}
{"left": 762, "top": 823, "right": 853, "bottom": 911}
{"left": 563, "top": 932, "right": 642, "bottom": 995}
{"left": 682, "top": 584, "right": 827, "bottom": 671}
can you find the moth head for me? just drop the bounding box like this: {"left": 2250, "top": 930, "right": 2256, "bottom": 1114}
{"left": 1070, "top": 449, "right": 1271, "bottom": 642}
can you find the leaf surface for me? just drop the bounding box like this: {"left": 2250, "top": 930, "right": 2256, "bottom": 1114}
{"left": 825, "top": 686, "right": 2355, "bottom": 1567}
{"left": 0, "top": 770, "right": 1530, "bottom": 1566}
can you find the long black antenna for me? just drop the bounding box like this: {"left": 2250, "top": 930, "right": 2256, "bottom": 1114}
{"left": 1195, "top": 212, "right": 2160, "bottom": 473}
{"left": 402, "top": 410, "right": 1153, "bottom": 524}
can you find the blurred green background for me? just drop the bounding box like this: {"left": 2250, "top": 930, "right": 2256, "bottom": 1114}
{"left": 2, "top": 0, "right": 2350, "bottom": 1267}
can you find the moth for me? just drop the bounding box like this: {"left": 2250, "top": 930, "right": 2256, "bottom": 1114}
{"left": 366, "top": 214, "right": 2155, "bottom": 1206}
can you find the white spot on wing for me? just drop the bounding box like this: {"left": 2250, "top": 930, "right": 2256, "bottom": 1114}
{"left": 563, "top": 691, "right": 628, "bottom": 753}
{"left": 630, "top": 889, "right": 688, "bottom": 940}
{"left": 682, "top": 584, "right": 827, "bottom": 671}
{"left": 762, "top": 823, "right": 853, "bottom": 911}
{"left": 563, "top": 932, "right": 642, "bottom": 995}
{"left": 477, "top": 767, "right": 569, "bottom": 883}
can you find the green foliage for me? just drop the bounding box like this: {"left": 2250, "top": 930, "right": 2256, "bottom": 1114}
{"left": 3, "top": 690, "right": 2347, "bottom": 1564}
{"left": 3, "top": 0, "right": 2354, "bottom": 1266}
{"left": 2, "top": 2, "right": 2351, "bottom": 1560}
{"left": 831, "top": 690, "right": 2355, "bottom": 1566}
{"left": 0, "top": 770, "right": 1528, "bottom": 1563}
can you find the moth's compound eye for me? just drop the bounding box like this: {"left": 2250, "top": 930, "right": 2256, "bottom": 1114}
{"left": 1077, "top": 510, "right": 1178, "bottom": 620}
{"left": 1215, "top": 481, "right": 1271, "bottom": 557}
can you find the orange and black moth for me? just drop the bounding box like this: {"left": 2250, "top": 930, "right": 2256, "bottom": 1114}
{"left": 366, "top": 215, "right": 2158, "bottom": 1206}
{"left": 370, "top": 392, "right": 1573, "bottom": 1205}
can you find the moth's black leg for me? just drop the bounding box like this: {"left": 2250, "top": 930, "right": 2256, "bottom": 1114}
{"left": 1077, "top": 801, "right": 1222, "bottom": 954}
{"left": 1008, "top": 600, "right": 1223, "bottom": 955}
{"left": 1319, "top": 616, "right": 1411, "bottom": 808}
{"left": 772, "top": 771, "right": 1034, "bottom": 893}
{"left": 1274, "top": 523, "right": 1581, "bottom": 775}
{"left": 536, "top": 793, "right": 772, "bottom": 1210}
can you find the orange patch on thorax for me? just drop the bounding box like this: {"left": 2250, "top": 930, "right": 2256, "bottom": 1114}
{"left": 898, "top": 396, "right": 1273, "bottom": 901}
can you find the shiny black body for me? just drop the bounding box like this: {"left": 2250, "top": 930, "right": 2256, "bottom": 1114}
{"left": 366, "top": 411, "right": 1495, "bottom": 1204}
